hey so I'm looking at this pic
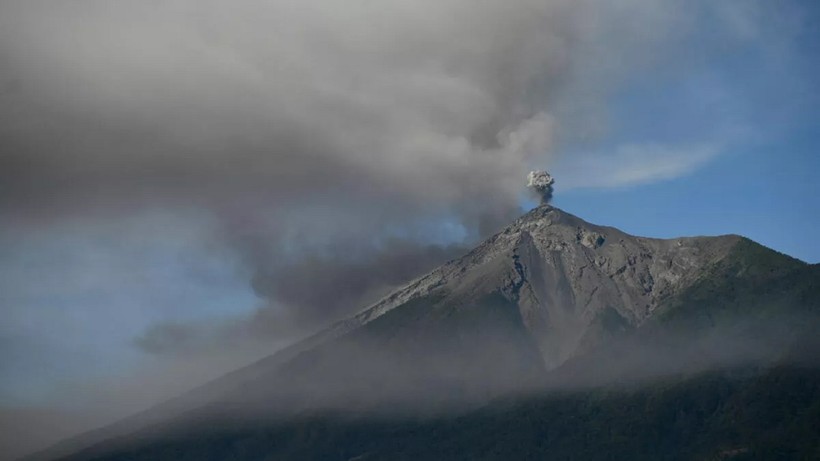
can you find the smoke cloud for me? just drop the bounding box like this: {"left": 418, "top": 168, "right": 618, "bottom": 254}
{"left": 0, "top": 0, "right": 764, "bottom": 338}
{"left": 527, "top": 170, "right": 555, "bottom": 204}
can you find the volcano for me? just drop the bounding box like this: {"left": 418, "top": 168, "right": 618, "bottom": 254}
{"left": 31, "top": 206, "right": 820, "bottom": 461}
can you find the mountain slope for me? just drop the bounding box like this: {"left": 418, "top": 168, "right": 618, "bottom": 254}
{"left": 269, "top": 205, "right": 750, "bottom": 369}
{"left": 31, "top": 205, "right": 819, "bottom": 461}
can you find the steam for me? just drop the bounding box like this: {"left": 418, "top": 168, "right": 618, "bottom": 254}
{"left": 527, "top": 170, "right": 555, "bottom": 205}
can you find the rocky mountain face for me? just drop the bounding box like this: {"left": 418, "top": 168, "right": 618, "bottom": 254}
{"left": 32, "top": 206, "right": 819, "bottom": 461}
{"left": 273, "top": 205, "right": 747, "bottom": 371}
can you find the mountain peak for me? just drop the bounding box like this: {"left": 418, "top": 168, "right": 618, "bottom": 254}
{"left": 504, "top": 205, "right": 618, "bottom": 247}
{"left": 269, "top": 206, "right": 746, "bottom": 373}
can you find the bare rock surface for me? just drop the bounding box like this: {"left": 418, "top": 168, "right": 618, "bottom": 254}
{"left": 280, "top": 205, "right": 742, "bottom": 368}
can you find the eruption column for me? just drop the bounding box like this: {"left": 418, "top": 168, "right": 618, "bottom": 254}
{"left": 527, "top": 170, "right": 555, "bottom": 205}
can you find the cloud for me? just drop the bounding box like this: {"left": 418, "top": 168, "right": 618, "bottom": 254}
{"left": 557, "top": 143, "right": 721, "bottom": 190}
{"left": 0, "top": 0, "right": 557, "bottom": 219}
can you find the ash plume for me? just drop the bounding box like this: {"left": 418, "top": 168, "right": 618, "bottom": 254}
{"left": 527, "top": 170, "right": 555, "bottom": 204}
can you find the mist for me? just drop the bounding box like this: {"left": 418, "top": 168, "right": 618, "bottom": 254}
{"left": 31, "top": 302, "right": 820, "bottom": 461}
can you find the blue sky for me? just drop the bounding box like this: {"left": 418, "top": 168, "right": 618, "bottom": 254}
{"left": 551, "top": 0, "right": 820, "bottom": 263}
{"left": 555, "top": 142, "right": 820, "bottom": 263}
{"left": 552, "top": 72, "right": 820, "bottom": 263}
